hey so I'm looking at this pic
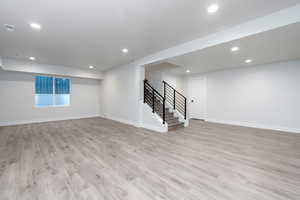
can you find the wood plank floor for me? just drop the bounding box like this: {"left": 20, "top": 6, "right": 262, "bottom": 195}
{"left": 0, "top": 118, "right": 299, "bottom": 200}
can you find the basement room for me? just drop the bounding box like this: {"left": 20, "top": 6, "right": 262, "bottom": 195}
{"left": 0, "top": 1, "right": 300, "bottom": 199}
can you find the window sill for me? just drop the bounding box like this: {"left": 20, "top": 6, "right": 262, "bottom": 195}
{"left": 35, "top": 104, "right": 71, "bottom": 108}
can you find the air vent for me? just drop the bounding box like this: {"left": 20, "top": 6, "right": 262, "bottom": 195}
{"left": 4, "top": 24, "right": 15, "bottom": 32}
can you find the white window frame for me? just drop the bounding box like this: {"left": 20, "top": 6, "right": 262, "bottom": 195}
{"left": 35, "top": 75, "right": 71, "bottom": 108}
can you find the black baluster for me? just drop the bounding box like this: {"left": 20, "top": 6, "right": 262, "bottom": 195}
{"left": 184, "top": 98, "right": 187, "bottom": 120}
{"left": 163, "top": 82, "right": 166, "bottom": 99}
{"left": 144, "top": 80, "right": 146, "bottom": 103}
{"left": 163, "top": 99, "right": 166, "bottom": 124}
{"left": 152, "top": 89, "right": 155, "bottom": 113}
{"left": 173, "top": 90, "right": 176, "bottom": 110}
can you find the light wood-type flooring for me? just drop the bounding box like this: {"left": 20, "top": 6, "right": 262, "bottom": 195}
{"left": 0, "top": 117, "right": 299, "bottom": 200}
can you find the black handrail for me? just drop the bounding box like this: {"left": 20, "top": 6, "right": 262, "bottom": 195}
{"left": 163, "top": 81, "right": 187, "bottom": 120}
{"left": 163, "top": 81, "right": 186, "bottom": 99}
{"left": 144, "top": 80, "right": 166, "bottom": 124}
{"left": 145, "top": 80, "right": 164, "bottom": 99}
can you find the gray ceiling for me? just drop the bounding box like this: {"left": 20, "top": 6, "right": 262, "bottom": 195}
{"left": 1, "top": 0, "right": 300, "bottom": 71}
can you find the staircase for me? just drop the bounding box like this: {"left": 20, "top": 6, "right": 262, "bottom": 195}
{"left": 164, "top": 108, "right": 185, "bottom": 130}
{"left": 144, "top": 80, "right": 186, "bottom": 131}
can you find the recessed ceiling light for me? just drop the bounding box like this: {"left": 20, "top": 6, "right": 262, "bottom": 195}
{"left": 245, "top": 59, "right": 252, "bottom": 63}
{"left": 207, "top": 4, "right": 219, "bottom": 13}
{"left": 89, "top": 66, "right": 94, "bottom": 69}
{"left": 4, "top": 24, "right": 15, "bottom": 32}
{"left": 186, "top": 69, "right": 191, "bottom": 73}
{"left": 29, "top": 57, "right": 36, "bottom": 61}
{"left": 231, "top": 46, "right": 239, "bottom": 52}
{"left": 30, "top": 23, "right": 41, "bottom": 30}
{"left": 122, "top": 48, "right": 129, "bottom": 53}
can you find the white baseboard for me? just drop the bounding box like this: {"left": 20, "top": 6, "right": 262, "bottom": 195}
{"left": 0, "top": 114, "right": 102, "bottom": 127}
{"left": 206, "top": 118, "right": 300, "bottom": 134}
{"left": 102, "top": 115, "right": 139, "bottom": 127}
{"left": 1, "top": 112, "right": 167, "bottom": 133}
{"left": 102, "top": 115, "right": 166, "bottom": 132}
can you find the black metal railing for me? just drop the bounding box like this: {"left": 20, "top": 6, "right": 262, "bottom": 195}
{"left": 163, "top": 81, "right": 187, "bottom": 120}
{"left": 144, "top": 80, "right": 166, "bottom": 124}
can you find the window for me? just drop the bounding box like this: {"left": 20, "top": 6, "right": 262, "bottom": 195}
{"left": 35, "top": 76, "right": 70, "bottom": 107}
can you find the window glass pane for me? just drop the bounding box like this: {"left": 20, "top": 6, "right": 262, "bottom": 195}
{"left": 54, "top": 78, "right": 70, "bottom": 106}
{"left": 55, "top": 94, "right": 70, "bottom": 106}
{"left": 35, "top": 94, "right": 54, "bottom": 106}
{"left": 35, "top": 76, "right": 54, "bottom": 106}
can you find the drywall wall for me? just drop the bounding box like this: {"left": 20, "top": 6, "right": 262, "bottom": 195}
{"left": 163, "top": 73, "right": 185, "bottom": 94}
{"left": 100, "top": 63, "right": 141, "bottom": 126}
{"left": 186, "top": 60, "right": 300, "bottom": 133}
{"left": 100, "top": 63, "right": 169, "bottom": 131}
{"left": 141, "top": 104, "right": 168, "bottom": 132}
{"left": 146, "top": 69, "right": 185, "bottom": 94}
{"left": 0, "top": 70, "right": 101, "bottom": 126}
{"left": 147, "top": 70, "right": 163, "bottom": 93}
{"left": 145, "top": 62, "right": 184, "bottom": 94}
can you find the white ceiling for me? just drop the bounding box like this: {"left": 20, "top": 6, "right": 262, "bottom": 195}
{"left": 167, "top": 22, "right": 300, "bottom": 75}
{"left": 0, "top": 0, "right": 300, "bottom": 71}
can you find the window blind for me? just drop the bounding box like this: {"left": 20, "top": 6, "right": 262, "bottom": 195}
{"left": 55, "top": 78, "right": 70, "bottom": 94}
{"left": 35, "top": 76, "right": 53, "bottom": 94}
{"left": 35, "top": 76, "right": 70, "bottom": 106}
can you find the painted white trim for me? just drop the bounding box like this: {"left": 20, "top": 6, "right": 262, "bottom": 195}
{"left": 101, "top": 114, "right": 167, "bottom": 132}
{"left": 206, "top": 119, "right": 300, "bottom": 134}
{"left": 0, "top": 112, "right": 166, "bottom": 133}
{"left": 103, "top": 115, "right": 139, "bottom": 127}
{"left": 0, "top": 114, "right": 102, "bottom": 127}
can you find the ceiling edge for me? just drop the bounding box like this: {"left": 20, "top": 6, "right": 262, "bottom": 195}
{"left": 1, "top": 58, "right": 104, "bottom": 80}
{"left": 136, "top": 4, "right": 300, "bottom": 66}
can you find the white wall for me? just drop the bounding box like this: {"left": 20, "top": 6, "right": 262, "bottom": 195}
{"left": 100, "top": 63, "right": 172, "bottom": 132}
{"left": 186, "top": 60, "right": 300, "bottom": 133}
{"left": 0, "top": 70, "right": 101, "bottom": 126}
{"left": 162, "top": 72, "right": 185, "bottom": 94}
{"left": 100, "top": 63, "right": 141, "bottom": 126}
{"left": 147, "top": 70, "right": 163, "bottom": 93}
{"left": 146, "top": 69, "right": 185, "bottom": 94}
{"left": 141, "top": 104, "right": 168, "bottom": 132}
